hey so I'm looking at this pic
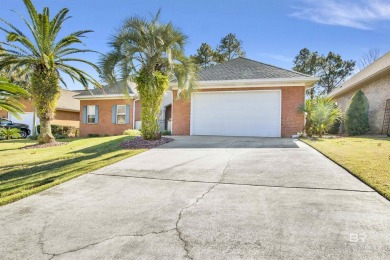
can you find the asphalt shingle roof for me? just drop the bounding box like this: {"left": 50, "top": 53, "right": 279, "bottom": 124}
{"left": 197, "top": 57, "right": 311, "bottom": 81}
{"left": 74, "top": 83, "right": 134, "bottom": 97}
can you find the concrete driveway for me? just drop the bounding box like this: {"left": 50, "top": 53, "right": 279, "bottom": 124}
{"left": 1, "top": 136, "right": 389, "bottom": 259}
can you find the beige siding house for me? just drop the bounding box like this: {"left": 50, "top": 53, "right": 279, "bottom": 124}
{"left": 329, "top": 51, "right": 390, "bottom": 134}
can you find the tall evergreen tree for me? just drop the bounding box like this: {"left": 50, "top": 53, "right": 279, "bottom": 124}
{"left": 215, "top": 33, "right": 245, "bottom": 62}
{"left": 191, "top": 43, "right": 216, "bottom": 69}
{"left": 292, "top": 48, "right": 321, "bottom": 99}
{"left": 293, "top": 48, "right": 355, "bottom": 97}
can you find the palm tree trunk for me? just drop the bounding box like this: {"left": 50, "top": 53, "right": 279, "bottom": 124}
{"left": 31, "top": 67, "right": 60, "bottom": 144}
{"left": 140, "top": 99, "right": 161, "bottom": 140}
{"left": 135, "top": 70, "right": 169, "bottom": 140}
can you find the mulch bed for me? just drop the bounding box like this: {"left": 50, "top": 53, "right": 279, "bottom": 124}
{"left": 22, "top": 142, "right": 68, "bottom": 149}
{"left": 120, "top": 137, "right": 174, "bottom": 149}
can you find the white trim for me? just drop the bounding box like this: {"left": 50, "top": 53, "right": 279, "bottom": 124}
{"left": 328, "top": 65, "right": 390, "bottom": 98}
{"left": 116, "top": 104, "right": 127, "bottom": 124}
{"left": 171, "top": 77, "right": 318, "bottom": 90}
{"left": 132, "top": 99, "right": 139, "bottom": 129}
{"left": 86, "top": 105, "right": 96, "bottom": 124}
{"left": 171, "top": 92, "right": 174, "bottom": 134}
{"left": 190, "top": 89, "right": 282, "bottom": 137}
{"left": 74, "top": 94, "right": 135, "bottom": 100}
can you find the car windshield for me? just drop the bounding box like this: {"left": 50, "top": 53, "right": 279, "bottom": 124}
{"left": 0, "top": 119, "right": 12, "bottom": 126}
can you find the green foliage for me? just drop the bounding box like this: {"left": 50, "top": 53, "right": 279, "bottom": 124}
{"left": 215, "top": 33, "right": 245, "bottom": 62}
{"left": 0, "top": 0, "right": 100, "bottom": 144}
{"left": 328, "top": 118, "right": 341, "bottom": 135}
{"left": 87, "top": 134, "right": 100, "bottom": 138}
{"left": 292, "top": 48, "right": 321, "bottom": 99}
{"left": 0, "top": 77, "right": 28, "bottom": 119}
{"left": 299, "top": 97, "right": 341, "bottom": 137}
{"left": 135, "top": 70, "right": 169, "bottom": 139}
{"left": 100, "top": 10, "right": 196, "bottom": 139}
{"left": 123, "top": 129, "right": 141, "bottom": 136}
{"left": 344, "top": 90, "right": 370, "bottom": 136}
{"left": 37, "top": 124, "right": 78, "bottom": 137}
{"left": 161, "top": 130, "right": 171, "bottom": 136}
{"left": 191, "top": 43, "right": 217, "bottom": 69}
{"left": 0, "top": 127, "right": 21, "bottom": 140}
{"left": 293, "top": 48, "right": 355, "bottom": 97}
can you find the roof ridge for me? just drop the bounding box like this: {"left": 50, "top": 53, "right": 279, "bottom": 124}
{"left": 237, "top": 57, "right": 312, "bottom": 78}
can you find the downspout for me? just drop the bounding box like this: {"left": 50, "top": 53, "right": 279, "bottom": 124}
{"left": 32, "top": 108, "right": 36, "bottom": 136}
{"left": 132, "top": 98, "right": 139, "bottom": 129}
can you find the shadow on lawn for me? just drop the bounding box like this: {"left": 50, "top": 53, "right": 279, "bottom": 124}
{"left": 0, "top": 136, "right": 133, "bottom": 196}
{"left": 0, "top": 153, "right": 124, "bottom": 196}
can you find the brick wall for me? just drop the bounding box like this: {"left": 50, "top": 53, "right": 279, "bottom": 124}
{"left": 334, "top": 73, "right": 390, "bottom": 134}
{"left": 172, "top": 90, "right": 191, "bottom": 135}
{"left": 0, "top": 99, "right": 80, "bottom": 128}
{"left": 172, "top": 86, "right": 305, "bottom": 137}
{"left": 135, "top": 99, "right": 141, "bottom": 121}
{"left": 52, "top": 110, "right": 80, "bottom": 128}
{"left": 79, "top": 99, "right": 134, "bottom": 137}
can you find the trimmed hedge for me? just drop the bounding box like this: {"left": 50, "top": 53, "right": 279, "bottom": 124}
{"left": 37, "top": 124, "right": 79, "bottom": 137}
{"left": 344, "top": 90, "right": 370, "bottom": 136}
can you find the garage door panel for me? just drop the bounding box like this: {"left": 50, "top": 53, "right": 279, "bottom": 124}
{"left": 191, "top": 91, "right": 281, "bottom": 137}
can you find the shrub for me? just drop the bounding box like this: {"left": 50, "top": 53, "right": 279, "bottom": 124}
{"left": 0, "top": 127, "right": 21, "bottom": 140}
{"left": 37, "top": 124, "right": 78, "bottom": 137}
{"left": 344, "top": 90, "right": 370, "bottom": 136}
{"left": 54, "top": 134, "right": 66, "bottom": 139}
{"left": 328, "top": 117, "right": 341, "bottom": 135}
{"left": 161, "top": 130, "right": 171, "bottom": 136}
{"left": 87, "top": 133, "right": 100, "bottom": 138}
{"left": 299, "top": 97, "right": 341, "bottom": 137}
{"left": 123, "top": 129, "right": 141, "bottom": 136}
{"left": 28, "top": 134, "right": 38, "bottom": 140}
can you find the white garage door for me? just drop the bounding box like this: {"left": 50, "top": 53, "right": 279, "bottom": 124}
{"left": 191, "top": 90, "right": 281, "bottom": 137}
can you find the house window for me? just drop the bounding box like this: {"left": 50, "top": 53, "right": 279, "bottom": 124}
{"left": 87, "top": 105, "right": 96, "bottom": 124}
{"left": 116, "top": 105, "right": 126, "bottom": 124}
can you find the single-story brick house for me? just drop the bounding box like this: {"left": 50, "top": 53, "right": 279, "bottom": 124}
{"left": 328, "top": 51, "right": 390, "bottom": 134}
{"left": 73, "top": 84, "right": 172, "bottom": 137}
{"left": 75, "top": 58, "right": 317, "bottom": 138}
{"left": 172, "top": 58, "right": 317, "bottom": 137}
{"left": 0, "top": 89, "right": 80, "bottom": 134}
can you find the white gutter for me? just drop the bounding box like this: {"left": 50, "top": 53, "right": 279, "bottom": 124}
{"left": 170, "top": 77, "right": 319, "bottom": 89}
{"left": 74, "top": 94, "right": 136, "bottom": 100}
{"left": 132, "top": 98, "right": 139, "bottom": 129}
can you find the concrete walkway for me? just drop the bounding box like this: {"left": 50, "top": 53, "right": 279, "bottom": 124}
{"left": 0, "top": 136, "right": 389, "bottom": 259}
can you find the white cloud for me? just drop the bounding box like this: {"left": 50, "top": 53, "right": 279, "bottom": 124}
{"left": 291, "top": 0, "right": 390, "bottom": 30}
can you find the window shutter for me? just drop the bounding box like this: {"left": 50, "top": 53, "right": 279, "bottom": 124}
{"left": 112, "top": 105, "right": 117, "bottom": 124}
{"left": 82, "top": 106, "right": 87, "bottom": 124}
{"left": 95, "top": 105, "right": 99, "bottom": 124}
{"left": 125, "top": 105, "right": 130, "bottom": 124}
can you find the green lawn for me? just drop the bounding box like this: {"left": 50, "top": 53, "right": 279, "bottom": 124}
{"left": 0, "top": 136, "right": 145, "bottom": 206}
{"left": 303, "top": 136, "right": 390, "bottom": 200}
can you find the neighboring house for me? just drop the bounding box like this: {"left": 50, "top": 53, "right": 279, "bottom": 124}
{"left": 172, "top": 58, "right": 317, "bottom": 137}
{"left": 0, "top": 89, "right": 80, "bottom": 133}
{"left": 73, "top": 84, "right": 172, "bottom": 137}
{"left": 328, "top": 51, "right": 390, "bottom": 134}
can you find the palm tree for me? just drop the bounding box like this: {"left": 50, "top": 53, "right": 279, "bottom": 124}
{"left": 299, "top": 97, "right": 341, "bottom": 137}
{"left": 0, "top": 0, "right": 100, "bottom": 143}
{"left": 0, "top": 77, "right": 28, "bottom": 118}
{"left": 101, "top": 10, "right": 197, "bottom": 140}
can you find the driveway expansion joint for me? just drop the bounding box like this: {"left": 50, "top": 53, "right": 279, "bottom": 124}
{"left": 89, "top": 173, "right": 375, "bottom": 193}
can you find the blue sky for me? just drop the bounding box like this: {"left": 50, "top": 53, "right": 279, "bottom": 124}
{"left": 1, "top": 0, "right": 390, "bottom": 90}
